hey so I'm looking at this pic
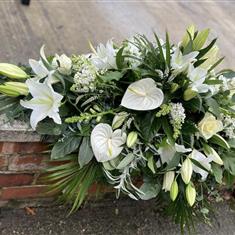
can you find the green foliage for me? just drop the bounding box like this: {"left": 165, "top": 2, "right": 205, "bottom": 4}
{"left": 99, "top": 71, "right": 123, "bottom": 82}
{"left": 78, "top": 137, "right": 94, "bottom": 168}
{"left": 135, "top": 112, "right": 161, "bottom": 142}
{"left": 51, "top": 135, "right": 81, "bottom": 160}
{"left": 193, "top": 28, "right": 210, "bottom": 50}
{"left": 43, "top": 155, "right": 102, "bottom": 213}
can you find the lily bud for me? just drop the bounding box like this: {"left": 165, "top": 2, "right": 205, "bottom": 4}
{"left": 186, "top": 183, "right": 196, "bottom": 206}
{"left": 112, "top": 112, "right": 128, "bottom": 129}
{"left": 170, "top": 83, "right": 179, "bottom": 93}
{"left": 162, "top": 171, "right": 175, "bottom": 192}
{"left": 183, "top": 88, "right": 197, "bottom": 101}
{"left": 181, "top": 158, "right": 193, "bottom": 184}
{"left": 0, "top": 63, "right": 28, "bottom": 79}
{"left": 0, "top": 82, "right": 28, "bottom": 97}
{"left": 127, "top": 131, "right": 138, "bottom": 148}
{"left": 170, "top": 180, "right": 179, "bottom": 201}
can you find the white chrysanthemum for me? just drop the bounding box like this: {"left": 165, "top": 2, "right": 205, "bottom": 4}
{"left": 71, "top": 55, "right": 97, "bottom": 93}
{"left": 121, "top": 78, "right": 164, "bottom": 111}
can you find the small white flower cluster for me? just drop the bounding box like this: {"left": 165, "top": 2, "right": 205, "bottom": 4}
{"left": 71, "top": 55, "right": 97, "bottom": 93}
{"left": 170, "top": 103, "right": 186, "bottom": 123}
{"left": 223, "top": 115, "right": 235, "bottom": 139}
{"left": 170, "top": 103, "right": 186, "bottom": 139}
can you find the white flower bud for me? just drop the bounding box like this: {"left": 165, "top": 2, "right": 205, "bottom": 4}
{"left": 162, "top": 171, "right": 175, "bottom": 192}
{"left": 181, "top": 158, "right": 193, "bottom": 184}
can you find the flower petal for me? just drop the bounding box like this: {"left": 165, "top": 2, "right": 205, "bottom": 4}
{"left": 91, "top": 123, "right": 126, "bottom": 162}
{"left": 29, "top": 59, "right": 49, "bottom": 79}
{"left": 121, "top": 78, "right": 164, "bottom": 111}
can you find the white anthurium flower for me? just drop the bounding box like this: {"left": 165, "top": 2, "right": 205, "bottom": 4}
{"left": 188, "top": 65, "right": 209, "bottom": 93}
{"left": 171, "top": 47, "right": 198, "bottom": 75}
{"left": 90, "top": 40, "right": 117, "bottom": 70}
{"left": 121, "top": 78, "right": 164, "bottom": 111}
{"left": 190, "top": 149, "right": 212, "bottom": 181}
{"left": 52, "top": 54, "right": 72, "bottom": 75}
{"left": 175, "top": 143, "right": 192, "bottom": 153}
{"left": 20, "top": 79, "right": 63, "bottom": 130}
{"left": 90, "top": 123, "right": 126, "bottom": 162}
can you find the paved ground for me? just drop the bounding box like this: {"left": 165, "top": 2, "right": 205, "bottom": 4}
{"left": 1, "top": 197, "right": 235, "bottom": 235}
{"left": 0, "top": 1, "right": 234, "bottom": 68}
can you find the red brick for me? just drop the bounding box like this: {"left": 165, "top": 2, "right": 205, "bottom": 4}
{"left": 0, "top": 156, "right": 8, "bottom": 170}
{"left": 8, "top": 154, "right": 49, "bottom": 171}
{"left": 0, "top": 172, "right": 34, "bottom": 187}
{"left": 0, "top": 185, "right": 47, "bottom": 200}
{"left": 0, "top": 142, "right": 48, "bottom": 154}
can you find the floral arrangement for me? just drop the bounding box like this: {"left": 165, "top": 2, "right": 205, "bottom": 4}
{"left": 1, "top": 25, "right": 235, "bottom": 231}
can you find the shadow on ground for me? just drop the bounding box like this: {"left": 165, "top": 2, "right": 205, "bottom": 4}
{"left": 0, "top": 197, "right": 235, "bottom": 235}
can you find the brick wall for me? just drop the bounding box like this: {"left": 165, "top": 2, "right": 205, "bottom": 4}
{"left": 0, "top": 142, "right": 53, "bottom": 207}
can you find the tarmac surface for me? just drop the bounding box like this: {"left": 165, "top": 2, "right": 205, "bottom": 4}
{"left": 1, "top": 197, "right": 235, "bottom": 235}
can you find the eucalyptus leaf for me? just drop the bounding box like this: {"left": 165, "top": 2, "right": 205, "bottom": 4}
{"left": 206, "top": 98, "right": 220, "bottom": 117}
{"left": 116, "top": 153, "right": 135, "bottom": 169}
{"left": 139, "top": 181, "right": 160, "bottom": 200}
{"left": 78, "top": 137, "right": 94, "bottom": 168}
{"left": 99, "top": 71, "right": 123, "bottom": 82}
{"left": 147, "top": 155, "right": 156, "bottom": 174}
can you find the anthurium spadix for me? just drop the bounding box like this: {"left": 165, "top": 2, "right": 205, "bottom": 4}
{"left": 90, "top": 123, "right": 126, "bottom": 162}
{"left": 121, "top": 78, "right": 164, "bottom": 111}
{"left": 20, "top": 80, "right": 63, "bottom": 130}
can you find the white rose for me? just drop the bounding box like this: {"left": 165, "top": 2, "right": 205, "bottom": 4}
{"left": 198, "top": 113, "right": 223, "bottom": 140}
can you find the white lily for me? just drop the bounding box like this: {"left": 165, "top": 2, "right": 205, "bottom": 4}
{"left": 188, "top": 65, "right": 209, "bottom": 93}
{"left": 20, "top": 79, "right": 63, "bottom": 130}
{"left": 52, "top": 54, "right": 72, "bottom": 75}
{"left": 121, "top": 78, "right": 164, "bottom": 111}
{"left": 90, "top": 123, "right": 126, "bottom": 162}
{"left": 90, "top": 40, "right": 117, "bottom": 70}
{"left": 29, "top": 45, "right": 59, "bottom": 84}
{"left": 190, "top": 149, "right": 212, "bottom": 181}
{"left": 171, "top": 47, "right": 198, "bottom": 75}
{"left": 175, "top": 143, "right": 192, "bottom": 153}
